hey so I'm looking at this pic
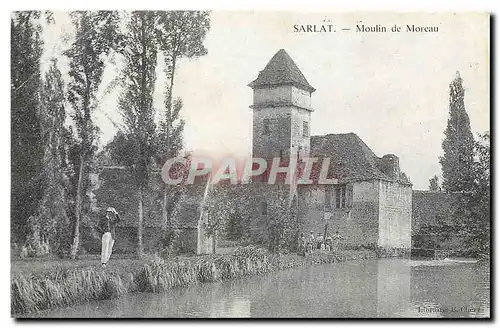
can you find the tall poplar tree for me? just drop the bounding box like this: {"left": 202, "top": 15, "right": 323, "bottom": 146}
{"left": 439, "top": 71, "right": 475, "bottom": 193}
{"left": 118, "top": 11, "right": 158, "bottom": 256}
{"left": 64, "top": 11, "right": 121, "bottom": 258}
{"left": 155, "top": 11, "right": 210, "bottom": 224}
{"left": 37, "top": 59, "right": 71, "bottom": 255}
{"left": 11, "top": 11, "right": 45, "bottom": 244}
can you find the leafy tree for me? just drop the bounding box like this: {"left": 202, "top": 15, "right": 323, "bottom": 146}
{"left": 420, "top": 132, "right": 490, "bottom": 257}
{"left": 117, "top": 11, "right": 158, "bottom": 256}
{"left": 11, "top": 11, "right": 45, "bottom": 244}
{"left": 459, "top": 132, "right": 490, "bottom": 256}
{"left": 204, "top": 184, "right": 298, "bottom": 253}
{"left": 155, "top": 11, "right": 210, "bottom": 224}
{"left": 439, "top": 71, "right": 475, "bottom": 192}
{"left": 64, "top": 11, "right": 121, "bottom": 258}
{"left": 428, "top": 174, "right": 441, "bottom": 192}
{"left": 204, "top": 185, "right": 237, "bottom": 236}
{"left": 267, "top": 188, "right": 299, "bottom": 253}
{"left": 155, "top": 98, "right": 185, "bottom": 227}
{"left": 35, "top": 59, "right": 71, "bottom": 255}
{"left": 61, "top": 126, "right": 80, "bottom": 237}
{"left": 225, "top": 209, "right": 244, "bottom": 241}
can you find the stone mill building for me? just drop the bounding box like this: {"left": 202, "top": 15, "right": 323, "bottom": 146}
{"left": 247, "top": 49, "right": 413, "bottom": 249}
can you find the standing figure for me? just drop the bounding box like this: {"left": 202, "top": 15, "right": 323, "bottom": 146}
{"left": 298, "top": 233, "right": 307, "bottom": 256}
{"left": 316, "top": 233, "right": 324, "bottom": 250}
{"left": 308, "top": 231, "right": 315, "bottom": 253}
{"left": 325, "top": 235, "right": 332, "bottom": 251}
{"left": 333, "top": 231, "right": 342, "bottom": 251}
{"left": 99, "top": 207, "right": 121, "bottom": 267}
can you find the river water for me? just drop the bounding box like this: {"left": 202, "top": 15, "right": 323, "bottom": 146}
{"left": 32, "top": 258, "right": 490, "bottom": 318}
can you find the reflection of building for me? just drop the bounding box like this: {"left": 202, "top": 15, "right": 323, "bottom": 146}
{"left": 209, "top": 296, "right": 251, "bottom": 318}
{"left": 377, "top": 259, "right": 411, "bottom": 317}
{"left": 248, "top": 49, "right": 413, "bottom": 248}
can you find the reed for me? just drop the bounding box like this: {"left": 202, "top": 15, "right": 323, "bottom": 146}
{"left": 135, "top": 247, "right": 273, "bottom": 293}
{"left": 11, "top": 269, "right": 126, "bottom": 315}
{"left": 12, "top": 246, "right": 379, "bottom": 316}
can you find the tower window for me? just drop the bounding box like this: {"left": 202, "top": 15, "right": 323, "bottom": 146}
{"left": 260, "top": 201, "right": 268, "bottom": 215}
{"left": 303, "top": 121, "right": 309, "bottom": 137}
{"left": 263, "top": 119, "right": 270, "bottom": 135}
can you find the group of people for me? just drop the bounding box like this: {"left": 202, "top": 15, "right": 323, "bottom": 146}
{"left": 298, "top": 230, "right": 342, "bottom": 255}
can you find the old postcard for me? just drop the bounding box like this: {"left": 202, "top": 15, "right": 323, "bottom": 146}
{"left": 11, "top": 11, "right": 490, "bottom": 318}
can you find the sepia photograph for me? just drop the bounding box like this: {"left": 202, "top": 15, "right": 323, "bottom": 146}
{"left": 10, "top": 10, "right": 490, "bottom": 318}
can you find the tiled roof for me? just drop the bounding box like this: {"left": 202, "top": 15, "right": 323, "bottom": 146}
{"left": 248, "top": 49, "right": 315, "bottom": 93}
{"left": 310, "top": 133, "right": 410, "bottom": 184}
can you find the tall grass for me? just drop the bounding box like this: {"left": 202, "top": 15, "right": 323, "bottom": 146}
{"left": 12, "top": 269, "right": 126, "bottom": 315}
{"left": 134, "top": 246, "right": 273, "bottom": 293}
{"left": 12, "top": 246, "right": 382, "bottom": 316}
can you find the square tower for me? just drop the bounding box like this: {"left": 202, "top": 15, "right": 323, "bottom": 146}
{"left": 248, "top": 49, "right": 315, "bottom": 162}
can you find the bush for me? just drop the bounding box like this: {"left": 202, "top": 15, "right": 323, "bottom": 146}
{"left": 20, "top": 217, "right": 51, "bottom": 259}
{"left": 160, "top": 226, "right": 181, "bottom": 257}
{"left": 234, "top": 245, "right": 268, "bottom": 261}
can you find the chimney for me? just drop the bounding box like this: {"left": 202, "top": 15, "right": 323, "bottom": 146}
{"left": 380, "top": 154, "right": 401, "bottom": 179}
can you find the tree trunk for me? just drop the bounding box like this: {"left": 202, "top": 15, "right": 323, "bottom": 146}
{"left": 212, "top": 230, "right": 217, "bottom": 254}
{"left": 137, "top": 186, "right": 144, "bottom": 256}
{"left": 162, "top": 185, "right": 168, "bottom": 225}
{"left": 69, "top": 153, "right": 84, "bottom": 259}
{"left": 162, "top": 56, "right": 177, "bottom": 225}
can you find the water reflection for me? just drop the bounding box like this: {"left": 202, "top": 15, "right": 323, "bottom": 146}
{"left": 30, "top": 259, "right": 490, "bottom": 318}
{"left": 377, "top": 259, "right": 410, "bottom": 317}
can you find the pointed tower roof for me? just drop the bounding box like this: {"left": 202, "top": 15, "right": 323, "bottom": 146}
{"left": 248, "top": 49, "right": 315, "bottom": 93}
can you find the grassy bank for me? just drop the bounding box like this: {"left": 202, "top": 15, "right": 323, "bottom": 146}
{"left": 12, "top": 247, "right": 383, "bottom": 316}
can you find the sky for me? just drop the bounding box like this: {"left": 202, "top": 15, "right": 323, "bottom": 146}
{"left": 41, "top": 11, "right": 490, "bottom": 190}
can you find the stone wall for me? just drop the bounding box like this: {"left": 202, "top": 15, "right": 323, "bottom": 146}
{"left": 344, "top": 181, "right": 380, "bottom": 246}
{"left": 245, "top": 184, "right": 293, "bottom": 244}
{"left": 252, "top": 107, "right": 292, "bottom": 159}
{"left": 251, "top": 89, "right": 311, "bottom": 161}
{"left": 378, "top": 181, "right": 412, "bottom": 248}
{"left": 290, "top": 107, "right": 311, "bottom": 156}
{"left": 253, "top": 85, "right": 311, "bottom": 109}
{"left": 253, "top": 85, "right": 291, "bottom": 105}
{"left": 298, "top": 181, "right": 380, "bottom": 247}
{"left": 291, "top": 86, "right": 312, "bottom": 109}
{"left": 297, "top": 185, "right": 325, "bottom": 237}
